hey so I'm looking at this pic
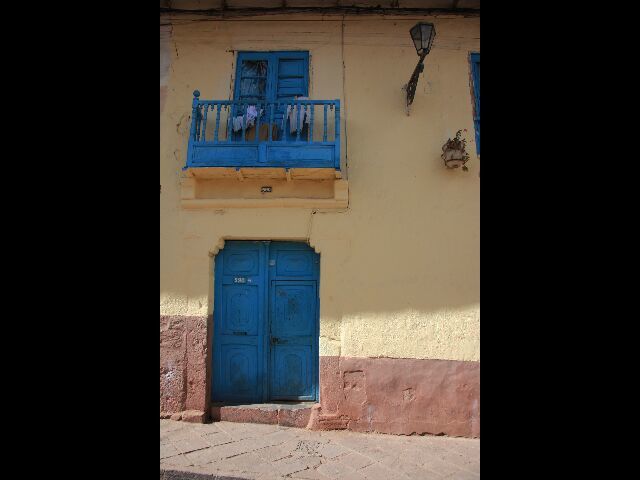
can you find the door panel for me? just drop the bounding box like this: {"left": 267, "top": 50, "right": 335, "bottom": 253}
{"left": 271, "top": 345, "right": 313, "bottom": 399}
{"left": 275, "top": 250, "right": 316, "bottom": 277}
{"left": 212, "top": 241, "right": 267, "bottom": 403}
{"left": 219, "top": 284, "right": 259, "bottom": 336}
{"left": 269, "top": 281, "right": 317, "bottom": 400}
{"left": 223, "top": 249, "right": 261, "bottom": 276}
{"left": 272, "top": 283, "right": 316, "bottom": 337}
{"left": 217, "top": 342, "right": 259, "bottom": 401}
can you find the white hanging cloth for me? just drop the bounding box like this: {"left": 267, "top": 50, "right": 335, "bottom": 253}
{"left": 285, "top": 97, "right": 310, "bottom": 134}
{"left": 232, "top": 105, "right": 263, "bottom": 133}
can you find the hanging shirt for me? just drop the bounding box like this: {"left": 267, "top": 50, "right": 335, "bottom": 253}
{"left": 285, "top": 97, "right": 310, "bottom": 134}
{"left": 232, "top": 105, "right": 263, "bottom": 133}
{"left": 232, "top": 116, "right": 244, "bottom": 133}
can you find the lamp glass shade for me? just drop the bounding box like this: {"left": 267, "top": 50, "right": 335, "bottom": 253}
{"left": 410, "top": 22, "right": 436, "bottom": 56}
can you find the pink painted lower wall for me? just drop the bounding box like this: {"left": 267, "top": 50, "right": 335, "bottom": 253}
{"left": 159, "top": 316, "right": 480, "bottom": 437}
{"left": 160, "top": 315, "right": 211, "bottom": 416}
{"left": 312, "top": 356, "right": 479, "bottom": 438}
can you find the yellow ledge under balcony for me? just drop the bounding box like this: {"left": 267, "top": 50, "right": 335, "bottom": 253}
{"left": 180, "top": 167, "right": 348, "bottom": 209}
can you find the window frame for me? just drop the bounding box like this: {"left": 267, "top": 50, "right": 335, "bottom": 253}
{"left": 233, "top": 51, "right": 310, "bottom": 104}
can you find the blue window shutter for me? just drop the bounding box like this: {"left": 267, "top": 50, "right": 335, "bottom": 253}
{"left": 470, "top": 53, "right": 480, "bottom": 155}
{"left": 273, "top": 52, "right": 309, "bottom": 140}
{"left": 234, "top": 51, "right": 309, "bottom": 103}
{"left": 274, "top": 52, "right": 309, "bottom": 101}
{"left": 234, "top": 51, "right": 309, "bottom": 141}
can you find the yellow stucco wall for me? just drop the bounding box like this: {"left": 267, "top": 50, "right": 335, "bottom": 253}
{"left": 160, "top": 14, "right": 479, "bottom": 362}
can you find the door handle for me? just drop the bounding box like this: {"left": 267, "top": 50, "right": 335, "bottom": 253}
{"left": 233, "top": 331, "right": 247, "bottom": 336}
{"left": 271, "top": 337, "right": 286, "bottom": 345}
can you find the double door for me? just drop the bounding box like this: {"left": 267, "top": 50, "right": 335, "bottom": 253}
{"left": 234, "top": 51, "right": 310, "bottom": 141}
{"left": 212, "top": 241, "right": 319, "bottom": 403}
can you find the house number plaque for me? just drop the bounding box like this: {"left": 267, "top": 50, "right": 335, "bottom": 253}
{"left": 261, "top": 186, "right": 272, "bottom": 193}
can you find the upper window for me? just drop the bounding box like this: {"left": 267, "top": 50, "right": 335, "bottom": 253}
{"left": 470, "top": 53, "right": 480, "bottom": 155}
{"left": 234, "top": 51, "right": 309, "bottom": 140}
{"left": 235, "top": 52, "right": 308, "bottom": 101}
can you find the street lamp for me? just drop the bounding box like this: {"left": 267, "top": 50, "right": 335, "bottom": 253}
{"left": 403, "top": 22, "right": 436, "bottom": 115}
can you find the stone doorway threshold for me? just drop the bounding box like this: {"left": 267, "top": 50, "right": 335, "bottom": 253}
{"left": 210, "top": 401, "right": 317, "bottom": 429}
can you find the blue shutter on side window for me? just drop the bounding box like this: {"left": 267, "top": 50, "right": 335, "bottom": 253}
{"left": 273, "top": 52, "right": 309, "bottom": 141}
{"left": 470, "top": 53, "right": 480, "bottom": 155}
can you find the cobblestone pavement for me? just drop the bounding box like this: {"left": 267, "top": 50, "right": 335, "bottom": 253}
{"left": 160, "top": 420, "right": 480, "bottom": 479}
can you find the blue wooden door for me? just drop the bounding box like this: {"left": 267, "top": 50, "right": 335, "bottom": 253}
{"left": 212, "top": 241, "right": 268, "bottom": 403}
{"left": 234, "top": 52, "right": 309, "bottom": 141}
{"left": 268, "top": 242, "right": 319, "bottom": 401}
{"left": 212, "top": 241, "right": 318, "bottom": 403}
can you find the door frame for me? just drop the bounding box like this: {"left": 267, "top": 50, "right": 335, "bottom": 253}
{"left": 211, "top": 240, "right": 320, "bottom": 404}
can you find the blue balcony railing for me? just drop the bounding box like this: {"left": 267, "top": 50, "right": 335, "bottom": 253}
{"left": 184, "top": 91, "right": 340, "bottom": 171}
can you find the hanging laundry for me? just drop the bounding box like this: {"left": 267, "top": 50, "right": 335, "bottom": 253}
{"left": 232, "top": 115, "right": 244, "bottom": 133}
{"left": 232, "top": 105, "right": 264, "bottom": 133}
{"left": 246, "top": 105, "right": 259, "bottom": 127}
{"left": 285, "top": 97, "right": 311, "bottom": 134}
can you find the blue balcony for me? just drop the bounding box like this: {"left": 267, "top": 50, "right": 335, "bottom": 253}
{"left": 184, "top": 91, "right": 341, "bottom": 172}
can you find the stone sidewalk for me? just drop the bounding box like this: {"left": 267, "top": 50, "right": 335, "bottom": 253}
{"left": 160, "top": 420, "right": 480, "bottom": 479}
